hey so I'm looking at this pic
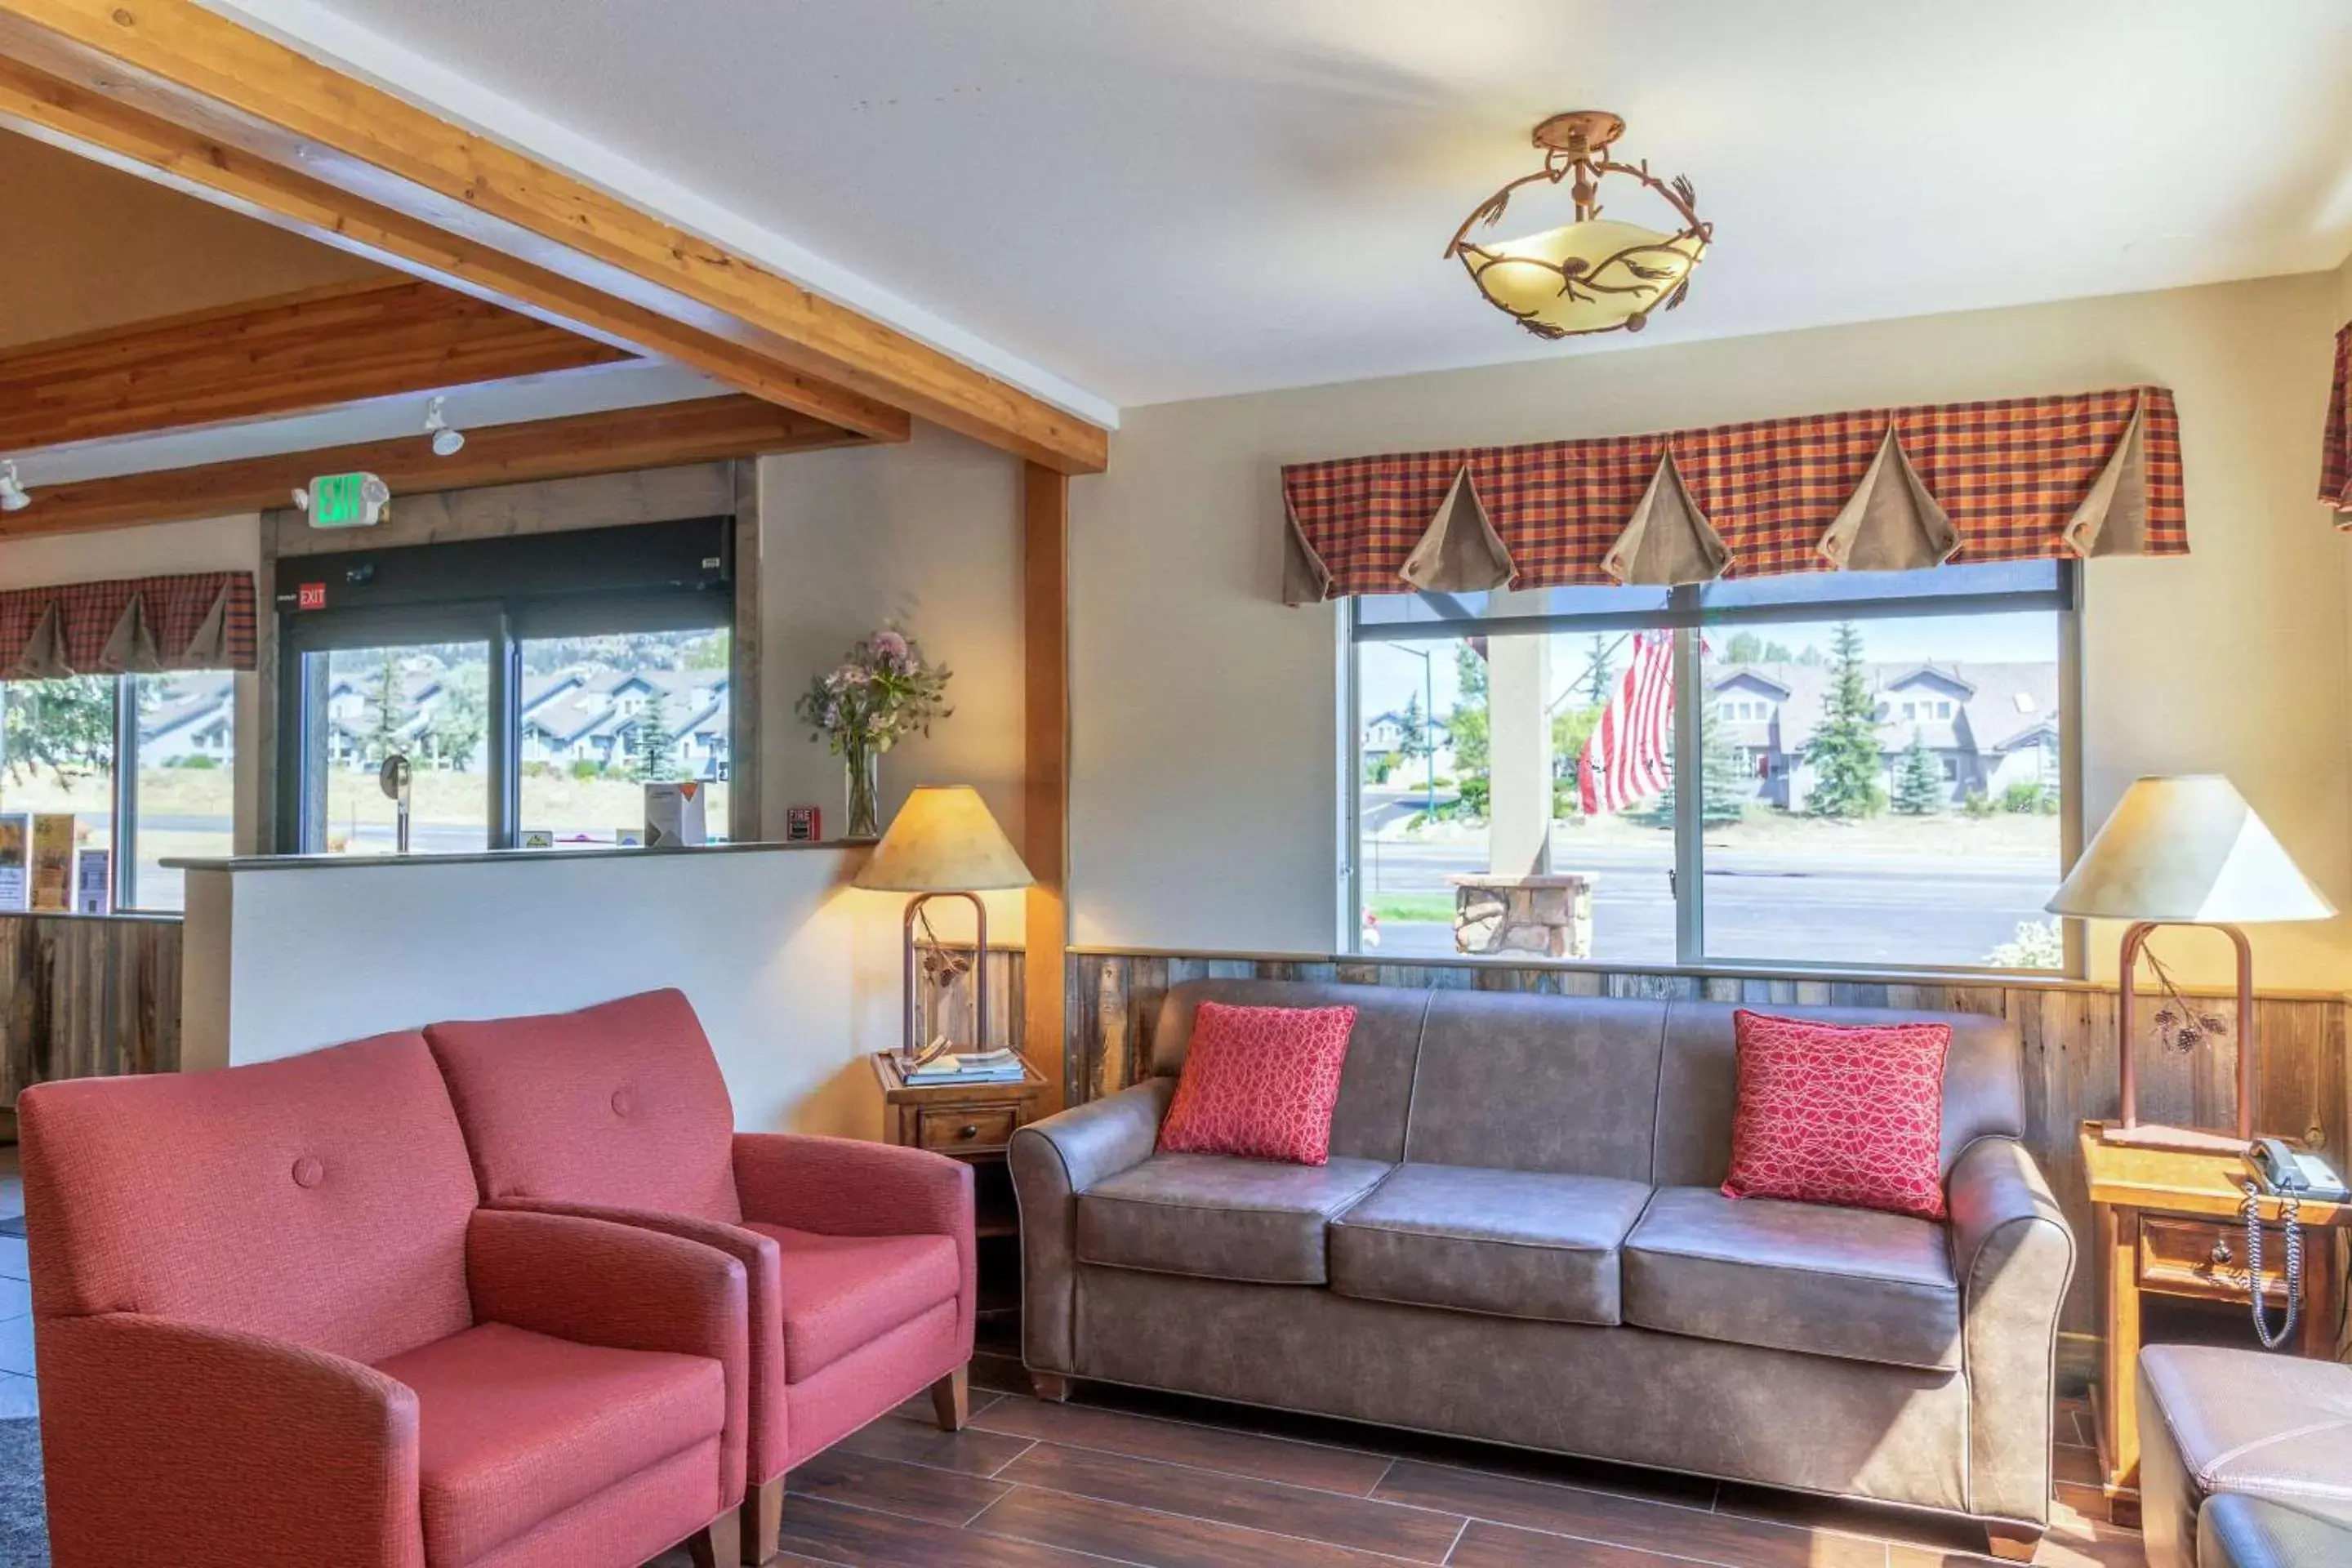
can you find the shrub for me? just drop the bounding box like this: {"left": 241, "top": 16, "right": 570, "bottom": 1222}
{"left": 1961, "top": 790, "right": 1995, "bottom": 818}
{"left": 2000, "top": 779, "right": 2054, "bottom": 815}
{"left": 171, "top": 754, "right": 219, "bottom": 771}
{"left": 570, "top": 759, "right": 603, "bottom": 781}
{"left": 1454, "top": 776, "right": 1490, "bottom": 817}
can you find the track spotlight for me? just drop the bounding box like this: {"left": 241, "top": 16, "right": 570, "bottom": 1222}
{"left": 0, "top": 462, "right": 29, "bottom": 514}
{"left": 424, "top": 396, "right": 466, "bottom": 457}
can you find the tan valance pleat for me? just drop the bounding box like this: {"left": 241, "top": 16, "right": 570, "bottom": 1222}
{"left": 1602, "top": 451, "right": 1730, "bottom": 586}
{"left": 1397, "top": 469, "right": 1515, "bottom": 593}
{"left": 1817, "top": 430, "right": 1960, "bottom": 572}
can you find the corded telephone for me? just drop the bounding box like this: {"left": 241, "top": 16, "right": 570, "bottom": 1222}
{"left": 2238, "top": 1138, "right": 2349, "bottom": 1349}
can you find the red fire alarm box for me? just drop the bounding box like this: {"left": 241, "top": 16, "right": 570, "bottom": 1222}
{"left": 784, "top": 805, "right": 822, "bottom": 842}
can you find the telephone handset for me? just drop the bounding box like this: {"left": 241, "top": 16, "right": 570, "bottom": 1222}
{"left": 2246, "top": 1138, "right": 2350, "bottom": 1202}
{"left": 2238, "top": 1138, "right": 2348, "bottom": 1350}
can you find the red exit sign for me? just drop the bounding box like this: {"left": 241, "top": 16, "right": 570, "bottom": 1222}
{"left": 296, "top": 582, "right": 327, "bottom": 611}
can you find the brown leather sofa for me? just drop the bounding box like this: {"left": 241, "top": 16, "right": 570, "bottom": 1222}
{"left": 1011, "top": 979, "right": 2076, "bottom": 1560}
{"left": 2138, "top": 1345, "right": 2352, "bottom": 1567}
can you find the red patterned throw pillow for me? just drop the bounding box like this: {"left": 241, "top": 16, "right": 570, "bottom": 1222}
{"left": 1156, "top": 1003, "right": 1358, "bottom": 1166}
{"left": 1722, "top": 1009, "right": 1953, "bottom": 1221}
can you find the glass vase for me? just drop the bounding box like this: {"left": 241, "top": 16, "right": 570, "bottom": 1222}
{"left": 844, "top": 741, "right": 881, "bottom": 839}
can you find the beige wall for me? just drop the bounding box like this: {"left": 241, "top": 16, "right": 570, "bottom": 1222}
{"left": 1071, "top": 272, "right": 2352, "bottom": 989}
{"left": 758, "top": 423, "right": 1029, "bottom": 942}
{"left": 0, "top": 131, "right": 385, "bottom": 349}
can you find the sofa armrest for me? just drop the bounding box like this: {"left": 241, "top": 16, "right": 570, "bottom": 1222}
{"left": 38, "top": 1312, "right": 423, "bottom": 1567}
{"left": 489, "top": 1196, "right": 786, "bottom": 1486}
{"left": 1948, "top": 1135, "right": 2076, "bottom": 1527}
{"left": 467, "top": 1207, "right": 750, "bottom": 1507}
{"left": 1008, "top": 1077, "right": 1174, "bottom": 1374}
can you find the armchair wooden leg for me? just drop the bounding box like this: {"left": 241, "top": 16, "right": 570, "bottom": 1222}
{"left": 1982, "top": 1521, "right": 2042, "bottom": 1561}
{"left": 1030, "top": 1370, "right": 1072, "bottom": 1403}
{"left": 687, "top": 1505, "right": 742, "bottom": 1568}
{"left": 737, "top": 1476, "right": 783, "bottom": 1565}
{"left": 930, "top": 1365, "right": 970, "bottom": 1432}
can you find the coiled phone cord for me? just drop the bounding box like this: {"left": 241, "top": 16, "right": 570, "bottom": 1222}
{"left": 2239, "top": 1181, "right": 2302, "bottom": 1350}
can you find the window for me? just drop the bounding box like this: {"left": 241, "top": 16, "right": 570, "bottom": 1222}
{"left": 0, "top": 671, "right": 237, "bottom": 913}
{"left": 278, "top": 519, "right": 734, "bottom": 852}
{"left": 1350, "top": 562, "right": 2077, "bottom": 973}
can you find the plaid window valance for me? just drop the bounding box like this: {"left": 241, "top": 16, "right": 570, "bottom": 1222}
{"left": 0, "top": 572, "right": 256, "bottom": 677}
{"left": 1280, "top": 385, "right": 2185, "bottom": 602}
{"left": 2321, "top": 323, "right": 2351, "bottom": 520}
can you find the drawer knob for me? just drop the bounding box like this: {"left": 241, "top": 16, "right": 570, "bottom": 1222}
{"left": 958, "top": 1123, "right": 980, "bottom": 1139}
{"left": 2211, "top": 1237, "right": 2234, "bottom": 1267}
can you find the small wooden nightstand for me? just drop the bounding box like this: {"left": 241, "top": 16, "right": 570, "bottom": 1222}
{"left": 871, "top": 1054, "right": 1048, "bottom": 1319}
{"left": 2080, "top": 1120, "right": 2350, "bottom": 1526}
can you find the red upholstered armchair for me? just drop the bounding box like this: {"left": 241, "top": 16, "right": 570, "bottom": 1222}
{"left": 19, "top": 1031, "right": 750, "bottom": 1568}
{"left": 423, "top": 989, "right": 977, "bottom": 1566}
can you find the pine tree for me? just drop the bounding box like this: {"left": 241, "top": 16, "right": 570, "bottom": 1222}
{"left": 1396, "top": 693, "right": 1429, "bottom": 768}
{"left": 1582, "top": 634, "right": 1616, "bottom": 706}
{"left": 633, "top": 690, "right": 679, "bottom": 782}
{"left": 1804, "top": 621, "right": 1886, "bottom": 818}
{"left": 365, "top": 660, "right": 406, "bottom": 767}
{"left": 1630, "top": 693, "right": 1748, "bottom": 827}
{"left": 1891, "top": 730, "right": 1944, "bottom": 815}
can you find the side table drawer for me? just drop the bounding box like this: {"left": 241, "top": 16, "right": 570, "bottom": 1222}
{"left": 918, "top": 1106, "right": 1019, "bottom": 1153}
{"left": 2139, "top": 1215, "right": 2292, "bottom": 1303}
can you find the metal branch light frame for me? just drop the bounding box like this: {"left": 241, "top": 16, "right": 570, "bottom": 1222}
{"left": 1447, "top": 109, "right": 1712, "bottom": 340}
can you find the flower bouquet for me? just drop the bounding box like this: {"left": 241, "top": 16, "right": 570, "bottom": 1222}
{"left": 794, "top": 628, "right": 952, "bottom": 837}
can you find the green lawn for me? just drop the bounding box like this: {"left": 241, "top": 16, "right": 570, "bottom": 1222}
{"left": 1366, "top": 893, "right": 1457, "bottom": 924}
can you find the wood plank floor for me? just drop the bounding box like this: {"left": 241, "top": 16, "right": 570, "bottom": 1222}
{"left": 648, "top": 1353, "right": 2140, "bottom": 1567}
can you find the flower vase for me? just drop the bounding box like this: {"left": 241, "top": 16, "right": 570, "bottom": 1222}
{"left": 844, "top": 742, "right": 881, "bottom": 839}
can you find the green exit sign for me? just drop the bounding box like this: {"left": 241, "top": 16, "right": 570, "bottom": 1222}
{"left": 308, "top": 471, "right": 388, "bottom": 529}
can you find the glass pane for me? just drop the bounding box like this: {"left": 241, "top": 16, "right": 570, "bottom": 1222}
{"left": 1699, "top": 559, "right": 2064, "bottom": 614}
{"left": 1355, "top": 582, "right": 1673, "bottom": 633}
{"left": 306, "top": 644, "right": 492, "bottom": 854}
{"left": 1697, "top": 612, "right": 2065, "bottom": 970}
{"left": 517, "top": 629, "right": 732, "bottom": 845}
{"left": 127, "top": 672, "right": 235, "bottom": 911}
{"left": 1354, "top": 630, "right": 1676, "bottom": 964}
{"left": 0, "top": 677, "right": 116, "bottom": 909}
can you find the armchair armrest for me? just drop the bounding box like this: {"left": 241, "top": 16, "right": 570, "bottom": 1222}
{"left": 1948, "top": 1135, "right": 2076, "bottom": 1527}
{"left": 732, "top": 1132, "right": 973, "bottom": 1239}
{"left": 488, "top": 1196, "right": 786, "bottom": 1486}
{"left": 467, "top": 1207, "right": 751, "bottom": 1505}
{"left": 1008, "top": 1077, "right": 1174, "bottom": 1374}
{"left": 38, "top": 1312, "right": 422, "bottom": 1567}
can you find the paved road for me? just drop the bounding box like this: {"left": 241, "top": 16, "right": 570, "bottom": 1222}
{"left": 1361, "top": 838, "right": 2056, "bottom": 969}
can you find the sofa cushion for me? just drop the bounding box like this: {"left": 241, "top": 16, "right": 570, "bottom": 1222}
{"left": 1328, "top": 1164, "right": 1650, "bottom": 1325}
{"left": 1076, "top": 1152, "right": 1391, "bottom": 1284}
{"left": 377, "top": 1320, "right": 724, "bottom": 1566}
{"left": 1158, "top": 1002, "right": 1358, "bottom": 1166}
{"left": 1405, "top": 993, "right": 1667, "bottom": 1183}
{"left": 1624, "top": 1186, "right": 1960, "bottom": 1370}
{"left": 745, "top": 1223, "right": 960, "bottom": 1383}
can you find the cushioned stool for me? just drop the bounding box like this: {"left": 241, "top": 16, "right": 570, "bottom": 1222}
{"left": 2138, "top": 1344, "right": 2352, "bottom": 1568}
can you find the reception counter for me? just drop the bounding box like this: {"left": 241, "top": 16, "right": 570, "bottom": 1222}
{"left": 169, "top": 840, "right": 933, "bottom": 1139}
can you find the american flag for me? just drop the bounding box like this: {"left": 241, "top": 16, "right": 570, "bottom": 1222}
{"left": 1579, "top": 630, "right": 1675, "bottom": 816}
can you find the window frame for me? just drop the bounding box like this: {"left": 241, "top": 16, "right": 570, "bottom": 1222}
{"left": 1344, "top": 563, "right": 2086, "bottom": 978}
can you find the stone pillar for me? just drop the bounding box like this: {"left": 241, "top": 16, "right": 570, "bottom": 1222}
{"left": 1488, "top": 630, "right": 1553, "bottom": 878}
{"left": 1450, "top": 874, "right": 1595, "bottom": 959}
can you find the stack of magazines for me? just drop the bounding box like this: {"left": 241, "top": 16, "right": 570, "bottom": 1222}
{"left": 905, "top": 1047, "right": 1027, "bottom": 1085}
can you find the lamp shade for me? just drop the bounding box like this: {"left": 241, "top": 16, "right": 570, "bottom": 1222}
{"left": 853, "top": 785, "right": 1033, "bottom": 893}
{"left": 1459, "top": 218, "right": 1706, "bottom": 336}
{"left": 2047, "top": 775, "right": 2334, "bottom": 924}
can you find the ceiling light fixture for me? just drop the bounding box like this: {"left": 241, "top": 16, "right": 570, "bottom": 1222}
{"left": 0, "top": 461, "right": 29, "bottom": 514}
{"left": 1448, "top": 109, "right": 1711, "bottom": 340}
{"left": 424, "top": 396, "right": 466, "bottom": 457}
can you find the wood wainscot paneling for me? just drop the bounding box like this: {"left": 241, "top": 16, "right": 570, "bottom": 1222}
{"left": 0, "top": 913, "right": 181, "bottom": 1125}
{"left": 1063, "top": 947, "right": 2352, "bottom": 1373}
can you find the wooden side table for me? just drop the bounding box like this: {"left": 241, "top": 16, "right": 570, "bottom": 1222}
{"left": 872, "top": 1053, "right": 1047, "bottom": 1321}
{"left": 2079, "top": 1120, "right": 2350, "bottom": 1526}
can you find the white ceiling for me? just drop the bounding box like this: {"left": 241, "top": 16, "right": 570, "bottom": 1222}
{"left": 197, "top": 2, "right": 2352, "bottom": 415}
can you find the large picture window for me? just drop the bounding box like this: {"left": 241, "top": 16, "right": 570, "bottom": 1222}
{"left": 1349, "top": 562, "right": 2078, "bottom": 973}
{"left": 278, "top": 519, "right": 735, "bottom": 853}
{"left": 0, "top": 670, "right": 237, "bottom": 913}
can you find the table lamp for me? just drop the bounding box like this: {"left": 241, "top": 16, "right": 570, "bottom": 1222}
{"left": 2047, "top": 775, "right": 2334, "bottom": 1151}
{"left": 853, "top": 785, "right": 1034, "bottom": 1068}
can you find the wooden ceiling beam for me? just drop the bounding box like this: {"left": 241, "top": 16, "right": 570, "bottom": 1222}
{"left": 0, "top": 394, "right": 859, "bottom": 539}
{"left": 0, "top": 276, "right": 634, "bottom": 452}
{"left": 0, "top": 52, "right": 914, "bottom": 449}
{"left": 0, "top": 1, "right": 1108, "bottom": 473}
